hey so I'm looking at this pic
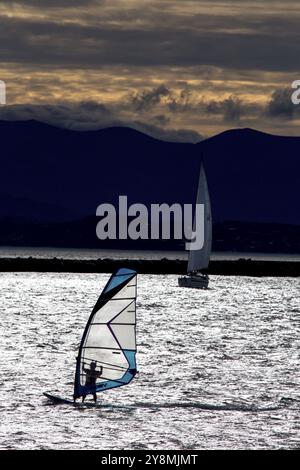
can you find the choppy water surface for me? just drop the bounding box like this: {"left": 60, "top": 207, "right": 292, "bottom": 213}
{"left": 1, "top": 246, "right": 300, "bottom": 261}
{"left": 0, "top": 273, "right": 299, "bottom": 450}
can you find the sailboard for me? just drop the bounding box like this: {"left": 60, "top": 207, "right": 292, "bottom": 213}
{"left": 43, "top": 392, "right": 75, "bottom": 405}
{"left": 44, "top": 268, "right": 138, "bottom": 404}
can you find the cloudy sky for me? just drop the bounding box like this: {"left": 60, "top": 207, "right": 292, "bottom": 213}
{"left": 0, "top": 0, "right": 300, "bottom": 141}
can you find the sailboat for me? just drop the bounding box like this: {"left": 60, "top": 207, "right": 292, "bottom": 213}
{"left": 178, "top": 162, "right": 212, "bottom": 289}
{"left": 44, "top": 268, "right": 137, "bottom": 404}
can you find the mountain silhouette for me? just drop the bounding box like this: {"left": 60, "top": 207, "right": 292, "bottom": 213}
{"left": 0, "top": 120, "right": 299, "bottom": 251}
{"left": 0, "top": 120, "right": 198, "bottom": 219}
{"left": 200, "top": 128, "right": 299, "bottom": 224}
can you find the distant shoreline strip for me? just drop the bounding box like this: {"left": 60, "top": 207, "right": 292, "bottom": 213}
{"left": 0, "top": 257, "right": 299, "bottom": 277}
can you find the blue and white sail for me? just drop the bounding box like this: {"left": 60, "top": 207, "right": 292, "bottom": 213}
{"left": 73, "top": 268, "right": 137, "bottom": 400}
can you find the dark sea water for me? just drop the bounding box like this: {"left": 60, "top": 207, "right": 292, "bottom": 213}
{"left": 0, "top": 272, "right": 299, "bottom": 449}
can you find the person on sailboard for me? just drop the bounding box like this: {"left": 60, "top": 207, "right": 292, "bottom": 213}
{"left": 82, "top": 361, "right": 103, "bottom": 402}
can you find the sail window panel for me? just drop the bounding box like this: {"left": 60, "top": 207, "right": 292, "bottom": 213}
{"left": 103, "top": 273, "right": 134, "bottom": 293}
{"left": 80, "top": 367, "right": 124, "bottom": 383}
{"left": 81, "top": 347, "right": 128, "bottom": 371}
{"left": 112, "top": 282, "right": 136, "bottom": 300}
{"left": 80, "top": 349, "right": 108, "bottom": 385}
{"left": 84, "top": 324, "right": 120, "bottom": 349}
{"left": 80, "top": 352, "right": 128, "bottom": 386}
{"left": 101, "top": 371, "right": 123, "bottom": 382}
{"left": 93, "top": 298, "right": 131, "bottom": 323}
{"left": 111, "top": 301, "right": 136, "bottom": 324}
{"left": 110, "top": 324, "right": 136, "bottom": 350}
{"left": 79, "top": 361, "right": 104, "bottom": 385}
{"left": 81, "top": 370, "right": 107, "bottom": 385}
{"left": 101, "top": 366, "right": 125, "bottom": 382}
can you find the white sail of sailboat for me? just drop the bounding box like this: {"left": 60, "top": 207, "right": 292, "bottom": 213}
{"left": 178, "top": 162, "right": 212, "bottom": 289}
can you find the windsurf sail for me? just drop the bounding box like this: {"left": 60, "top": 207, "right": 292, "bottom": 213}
{"left": 73, "top": 268, "right": 137, "bottom": 400}
{"left": 187, "top": 162, "right": 212, "bottom": 273}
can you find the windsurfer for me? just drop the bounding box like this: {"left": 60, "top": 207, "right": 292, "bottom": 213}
{"left": 82, "top": 361, "right": 103, "bottom": 402}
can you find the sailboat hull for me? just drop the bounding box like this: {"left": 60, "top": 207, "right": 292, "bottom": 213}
{"left": 178, "top": 275, "right": 209, "bottom": 289}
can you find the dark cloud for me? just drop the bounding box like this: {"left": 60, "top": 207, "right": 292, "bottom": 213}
{"left": 0, "top": 9, "right": 300, "bottom": 72}
{"left": 152, "top": 114, "right": 171, "bottom": 126}
{"left": 1, "top": 78, "right": 297, "bottom": 138}
{"left": 131, "top": 121, "right": 203, "bottom": 144}
{"left": 129, "top": 83, "right": 194, "bottom": 115}
{"left": 266, "top": 88, "right": 297, "bottom": 119}
{"left": 0, "top": 0, "right": 99, "bottom": 7}
{"left": 130, "top": 85, "right": 171, "bottom": 111}
{"left": 0, "top": 2, "right": 299, "bottom": 137}
{"left": 204, "top": 87, "right": 300, "bottom": 124}
{"left": 0, "top": 102, "right": 114, "bottom": 130}
{"left": 202, "top": 89, "right": 300, "bottom": 124}
{"left": 205, "top": 96, "right": 243, "bottom": 123}
{"left": 0, "top": 101, "right": 204, "bottom": 143}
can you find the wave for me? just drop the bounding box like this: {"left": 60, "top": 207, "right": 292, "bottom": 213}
{"left": 130, "top": 401, "right": 280, "bottom": 412}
